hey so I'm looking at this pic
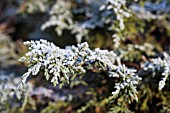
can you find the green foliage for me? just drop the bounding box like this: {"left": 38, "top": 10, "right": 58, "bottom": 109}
{"left": 41, "top": 101, "right": 69, "bottom": 113}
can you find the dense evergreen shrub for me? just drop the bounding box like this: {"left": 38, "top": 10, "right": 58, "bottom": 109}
{"left": 0, "top": 0, "right": 170, "bottom": 113}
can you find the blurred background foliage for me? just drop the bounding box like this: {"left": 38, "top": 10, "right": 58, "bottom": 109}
{"left": 0, "top": 0, "right": 170, "bottom": 113}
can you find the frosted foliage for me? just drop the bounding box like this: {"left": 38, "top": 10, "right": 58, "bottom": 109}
{"left": 119, "top": 43, "right": 155, "bottom": 62}
{"left": 112, "top": 34, "right": 121, "bottom": 49}
{"left": 41, "top": 0, "right": 88, "bottom": 43}
{"left": 0, "top": 33, "right": 18, "bottom": 65}
{"left": 25, "top": 0, "right": 50, "bottom": 13}
{"left": 18, "top": 39, "right": 141, "bottom": 102}
{"left": 100, "top": 0, "right": 131, "bottom": 31}
{"left": 0, "top": 75, "right": 35, "bottom": 112}
{"left": 111, "top": 65, "right": 142, "bottom": 102}
{"left": 39, "top": 0, "right": 134, "bottom": 43}
{"left": 131, "top": 0, "right": 170, "bottom": 19}
{"left": 153, "top": 57, "right": 170, "bottom": 90}
{"left": 142, "top": 53, "right": 170, "bottom": 90}
{"left": 41, "top": 1, "right": 73, "bottom": 35}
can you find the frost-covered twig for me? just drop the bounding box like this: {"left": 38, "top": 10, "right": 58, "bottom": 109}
{"left": 100, "top": 0, "right": 131, "bottom": 31}
{"left": 0, "top": 74, "right": 35, "bottom": 112}
{"left": 24, "top": 0, "right": 50, "bottom": 13}
{"left": 18, "top": 39, "right": 141, "bottom": 102}
{"left": 111, "top": 65, "right": 141, "bottom": 102}
{"left": 153, "top": 57, "right": 170, "bottom": 90}
{"left": 41, "top": 0, "right": 89, "bottom": 43}
{"left": 142, "top": 53, "right": 170, "bottom": 90}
